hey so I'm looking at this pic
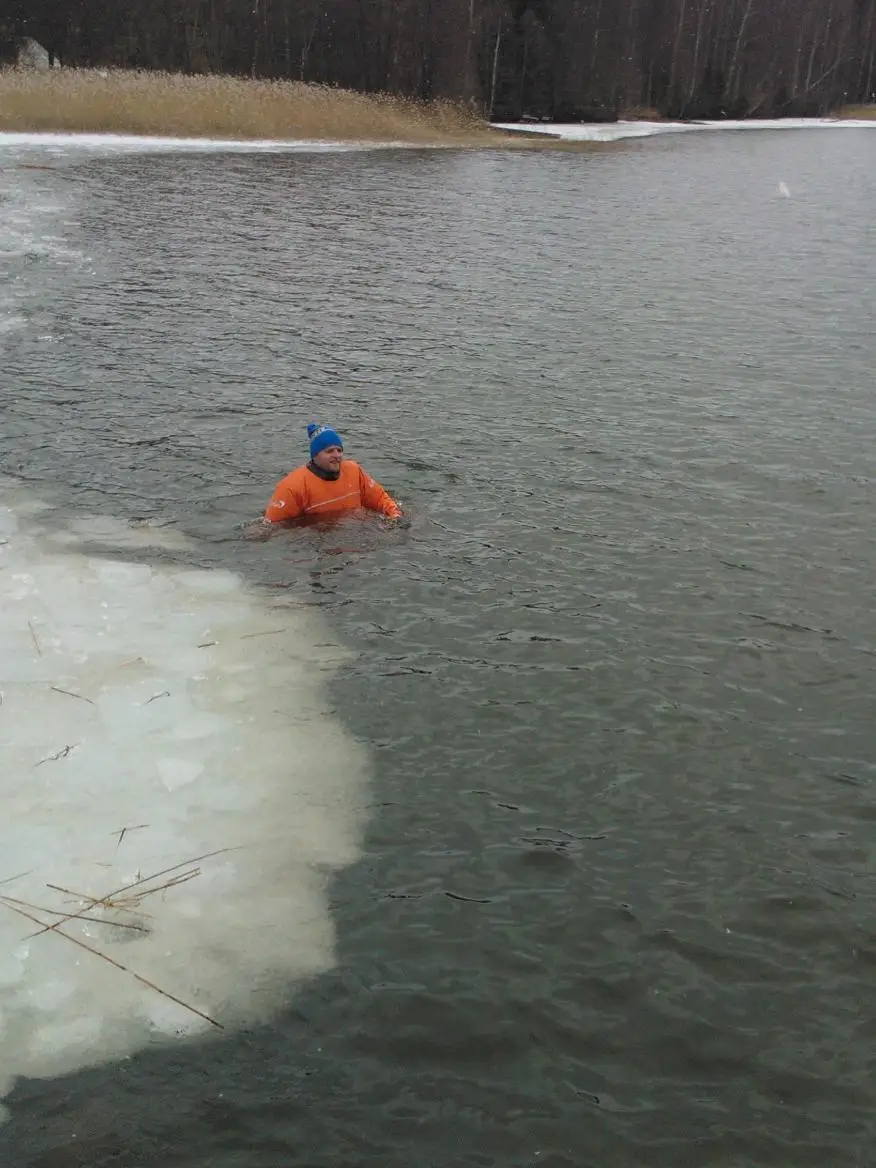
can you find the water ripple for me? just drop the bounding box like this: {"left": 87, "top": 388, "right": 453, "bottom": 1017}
{"left": 1, "top": 129, "right": 875, "bottom": 1166}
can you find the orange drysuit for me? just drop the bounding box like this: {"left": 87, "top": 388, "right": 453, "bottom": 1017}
{"left": 265, "top": 459, "right": 402, "bottom": 523}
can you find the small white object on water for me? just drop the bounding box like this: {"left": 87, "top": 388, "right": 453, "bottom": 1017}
{"left": 778, "top": 181, "right": 791, "bottom": 198}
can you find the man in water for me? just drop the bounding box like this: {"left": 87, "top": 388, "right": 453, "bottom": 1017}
{"left": 262, "top": 422, "right": 403, "bottom": 525}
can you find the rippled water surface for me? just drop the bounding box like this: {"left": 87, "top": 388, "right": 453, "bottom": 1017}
{"left": 2, "top": 129, "right": 876, "bottom": 1166}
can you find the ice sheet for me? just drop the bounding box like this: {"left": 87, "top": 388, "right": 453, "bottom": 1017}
{"left": 0, "top": 131, "right": 414, "bottom": 158}
{"left": 494, "top": 117, "right": 876, "bottom": 142}
{"left": 3, "top": 117, "right": 871, "bottom": 163}
{"left": 0, "top": 488, "right": 370, "bottom": 1114}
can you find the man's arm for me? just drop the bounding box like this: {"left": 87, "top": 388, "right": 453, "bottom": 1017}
{"left": 358, "top": 466, "right": 402, "bottom": 519}
{"left": 265, "top": 474, "right": 306, "bottom": 523}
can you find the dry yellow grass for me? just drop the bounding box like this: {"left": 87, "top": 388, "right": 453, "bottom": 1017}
{"left": 0, "top": 67, "right": 529, "bottom": 145}
{"left": 833, "top": 103, "right": 876, "bottom": 120}
{"left": 618, "top": 105, "right": 664, "bottom": 121}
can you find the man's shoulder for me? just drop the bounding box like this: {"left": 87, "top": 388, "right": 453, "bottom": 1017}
{"left": 282, "top": 463, "right": 309, "bottom": 481}
{"left": 342, "top": 460, "right": 379, "bottom": 488}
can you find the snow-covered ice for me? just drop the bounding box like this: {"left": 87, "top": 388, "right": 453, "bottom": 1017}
{"left": 0, "top": 484, "right": 369, "bottom": 1115}
{"left": 0, "top": 131, "right": 422, "bottom": 159}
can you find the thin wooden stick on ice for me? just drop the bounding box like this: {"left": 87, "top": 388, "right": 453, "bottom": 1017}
{"left": 27, "top": 620, "right": 42, "bottom": 656}
{"left": 1, "top": 894, "right": 148, "bottom": 933}
{"left": 44, "top": 867, "right": 201, "bottom": 918}
{"left": 50, "top": 685, "right": 95, "bottom": 705}
{"left": 112, "top": 823, "right": 150, "bottom": 850}
{"left": 1, "top": 898, "right": 222, "bottom": 1029}
{"left": 25, "top": 848, "right": 239, "bottom": 938}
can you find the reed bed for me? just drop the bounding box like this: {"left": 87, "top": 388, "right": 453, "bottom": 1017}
{"left": 833, "top": 103, "right": 876, "bottom": 119}
{"left": 0, "top": 67, "right": 522, "bottom": 145}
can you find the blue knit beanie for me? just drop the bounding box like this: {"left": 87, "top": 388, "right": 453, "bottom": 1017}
{"left": 307, "top": 422, "right": 344, "bottom": 459}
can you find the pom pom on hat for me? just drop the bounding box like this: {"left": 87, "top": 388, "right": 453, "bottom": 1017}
{"left": 307, "top": 422, "right": 344, "bottom": 459}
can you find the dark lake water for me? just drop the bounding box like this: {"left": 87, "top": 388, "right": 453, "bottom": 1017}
{"left": 1, "top": 126, "right": 875, "bottom": 1166}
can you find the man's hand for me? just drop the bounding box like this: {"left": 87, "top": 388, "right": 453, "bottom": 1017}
{"left": 385, "top": 513, "right": 411, "bottom": 530}
{"left": 242, "top": 517, "right": 276, "bottom": 541}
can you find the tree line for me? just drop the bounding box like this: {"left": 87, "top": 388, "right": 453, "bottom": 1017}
{"left": 2, "top": 0, "right": 874, "bottom": 120}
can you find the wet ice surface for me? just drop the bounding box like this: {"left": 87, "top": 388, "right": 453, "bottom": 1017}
{"left": 0, "top": 488, "right": 369, "bottom": 1114}
{"left": 0, "top": 132, "right": 403, "bottom": 156}
{"left": 494, "top": 117, "right": 876, "bottom": 141}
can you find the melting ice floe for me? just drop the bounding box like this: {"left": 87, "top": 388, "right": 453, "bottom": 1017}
{"left": 0, "top": 486, "right": 369, "bottom": 1115}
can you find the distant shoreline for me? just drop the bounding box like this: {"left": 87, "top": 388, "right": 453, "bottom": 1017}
{"left": 0, "top": 69, "right": 873, "bottom": 147}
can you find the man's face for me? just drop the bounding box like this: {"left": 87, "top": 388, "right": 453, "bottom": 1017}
{"left": 313, "top": 444, "right": 343, "bottom": 473}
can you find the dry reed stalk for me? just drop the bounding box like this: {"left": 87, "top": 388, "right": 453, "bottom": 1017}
{"left": 24, "top": 847, "right": 238, "bottom": 939}
{"left": 0, "top": 897, "right": 222, "bottom": 1029}
{"left": 35, "top": 744, "right": 77, "bottom": 766}
{"left": 113, "top": 824, "right": 150, "bottom": 849}
{"left": 143, "top": 690, "right": 170, "bottom": 704}
{"left": 1, "top": 893, "right": 148, "bottom": 933}
{"left": 833, "top": 104, "right": 876, "bottom": 119}
{"left": 0, "top": 849, "right": 242, "bottom": 1031}
{"left": 27, "top": 620, "right": 42, "bottom": 656}
{"left": 50, "top": 685, "right": 95, "bottom": 705}
{"left": 46, "top": 867, "right": 200, "bottom": 917}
